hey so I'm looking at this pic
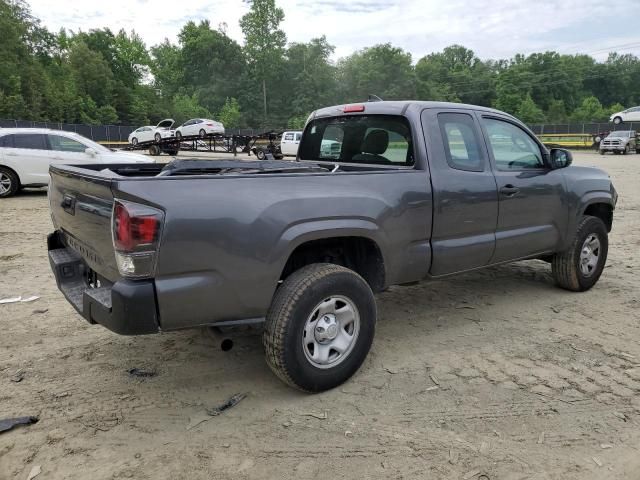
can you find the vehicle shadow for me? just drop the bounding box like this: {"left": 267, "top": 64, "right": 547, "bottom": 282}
{"left": 102, "top": 259, "right": 563, "bottom": 398}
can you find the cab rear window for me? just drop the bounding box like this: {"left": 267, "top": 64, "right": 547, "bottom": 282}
{"left": 299, "top": 115, "right": 414, "bottom": 166}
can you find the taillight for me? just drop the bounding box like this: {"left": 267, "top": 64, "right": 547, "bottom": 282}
{"left": 206, "top": 123, "right": 214, "bottom": 126}
{"left": 343, "top": 104, "right": 365, "bottom": 113}
{"left": 112, "top": 200, "right": 164, "bottom": 278}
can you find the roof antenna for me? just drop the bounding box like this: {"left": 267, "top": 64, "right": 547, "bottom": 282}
{"left": 367, "top": 94, "right": 383, "bottom": 102}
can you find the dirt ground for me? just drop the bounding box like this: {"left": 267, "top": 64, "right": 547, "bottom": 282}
{"left": 1, "top": 151, "right": 639, "bottom": 480}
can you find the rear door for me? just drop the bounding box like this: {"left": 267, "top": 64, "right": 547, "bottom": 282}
{"left": 422, "top": 109, "right": 499, "bottom": 276}
{"left": 281, "top": 132, "right": 295, "bottom": 155}
{"left": 2, "top": 133, "right": 51, "bottom": 185}
{"left": 478, "top": 115, "right": 567, "bottom": 262}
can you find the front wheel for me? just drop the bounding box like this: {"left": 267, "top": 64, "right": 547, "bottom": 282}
{"left": 552, "top": 216, "right": 608, "bottom": 292}
{"left": 613, "top": 116, "right": 622, "bottom": 125}
{"left": 154, "top": 133, "right": 161, "bottom": 142}
{"left": 131, "top": 137, "right": 138, "bottom": 146}
{"left": 176, "top": 131, "right": 182, "bottom": 140}
{"left": 263, "top": 264, "right": 376, "bottom": 392}
{"left": 199, "top": 129, "right": 206, "bottom": 138}
{"left": 623, "top": 145, "right": 630, "bottom": 155}
{"left": 256, "top": 149, "right": 266, "bottom": 160}
{"left": 599, "top": 149, "right": 605, "bottom": 155}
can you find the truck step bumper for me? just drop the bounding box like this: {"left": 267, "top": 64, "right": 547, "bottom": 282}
{"left": 48, "top": 231, "right": 160, "bottom": 335}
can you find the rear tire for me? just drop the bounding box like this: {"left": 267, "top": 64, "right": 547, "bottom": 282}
{"left": 199, "top": 129, "right": 206, "bottom": 138}
{"left": 0, "top": 167, "right": 19, "bottom": 198}
{"left": 263, "top": 264, "right": 376, "bottom": 392}
{"left": 256, "top": 149, "right": 266, "bottom": 160}
{"left": 552, "top": 216, "right": 608, "bottom": 292}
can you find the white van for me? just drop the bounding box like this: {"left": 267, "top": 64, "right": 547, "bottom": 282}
{"left": 280, "top": 131, "right": 302, "bottom": 156}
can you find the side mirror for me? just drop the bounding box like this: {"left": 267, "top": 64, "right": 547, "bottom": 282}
{"left": 85, "top": 147, "right": 97, "bottom": 157}
{"left": 550, "top": 148, "right": 572, "bottom": 169}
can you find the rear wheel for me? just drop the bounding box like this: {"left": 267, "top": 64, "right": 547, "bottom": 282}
{"left": 0, "top": 167, "right": 19, "bottom": 198}
{"left": 552, "top": 216, "right": 608, "bottom": 292}
{"left": 256, "top": 149, "right": 266, "bottom": 160}
{"left": 199, "top": 128, "right": 206, "bottom": 138}
{"left": 263, "top": 264, "right": 376, "bottom": 392}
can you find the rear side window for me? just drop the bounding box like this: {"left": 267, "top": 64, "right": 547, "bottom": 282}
{"left": 0, "top": 135, "right": 13, "bottom": 147}
{"left": 438, "top": 113, "right": 484, "bottom": 172}
{"left": 299, "top": 115, "right": 414, "bottom": 166}
{"left": 295, "top": 133, "right": 302, "bottom": 141}
{"left": 12, "top": 134, "right": 48, "bottom": 150}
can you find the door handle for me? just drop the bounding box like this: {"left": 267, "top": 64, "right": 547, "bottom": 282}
{"left": 500, "top": 185, "right": 520, "bottom": 196}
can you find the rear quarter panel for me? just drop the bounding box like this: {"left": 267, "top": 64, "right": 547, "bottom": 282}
{"left": 116, "top": 171, "right": 432, "bottom": 330}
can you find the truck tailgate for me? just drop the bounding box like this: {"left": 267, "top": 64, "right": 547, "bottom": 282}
{"left": 48, "top": 166, "right": 119, "bottom": 282}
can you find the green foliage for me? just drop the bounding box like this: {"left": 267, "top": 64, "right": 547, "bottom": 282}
{"left": 287, "top": 114, "right": 308, "bottom": 130}
{"left": 218, "top": 97, "right": 241, "bottom": 128}
{"left": 570, "top": 96, "right": 606, "bottom": 122}
{"left": 516, "top": 94, "right": 545, "bottom": 123}
{"left": 2, "top": 0, "right": 640, "bottom": 129}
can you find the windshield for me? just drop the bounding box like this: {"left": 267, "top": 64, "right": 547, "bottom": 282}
{"left": 299, "top": 115, "right": 414, "bottom": 166}
{"left": 609, "top": 131, "right": 632, "bottom": 138}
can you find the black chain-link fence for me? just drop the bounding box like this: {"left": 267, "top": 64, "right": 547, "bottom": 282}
{"left": 528, "top": 122, "right": 639, "bottom": 135}
{"left": 0, "top": 119, "right": 287, "bottom": 142}
{"left": 2, "top": 118, "right": 638, "bottom": 142}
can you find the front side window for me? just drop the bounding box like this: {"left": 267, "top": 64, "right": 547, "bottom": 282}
{"left": 284, "top": 133, "right": 294, "bottom": 141}
{"left": 438, "top": 113, "right": 484, "bottom": 172}
{"left": 12, "top": 134, "right": 48, "bottom": 150}
{"left": 49, "top": 135, "right": 87, "bottom": 152}
{"left": 483, "top": 118, "right": 544, "bottom": 170}
{"left": 299, "top": 115, "right": 414, "bottom": 166}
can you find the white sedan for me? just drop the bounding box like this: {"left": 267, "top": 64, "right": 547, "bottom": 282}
{"left": 610, "top": 107, "right": 640, "bottom": 124}
{"left": 0, "top": 128, "right": 153, "bottom": 198}
{"left": 175, "top": 118, "right": 225, "bottom": 139}
{"left": 128, "top": 119, "right": 176, "bottom": 145}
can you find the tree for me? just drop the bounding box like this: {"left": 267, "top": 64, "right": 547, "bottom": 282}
{"left": 517, "top": 94, "right": 545, "bottom": 123}
{"left": 240, "top": 0, "right": 286, "bottom": 124}
{"left": 337, "top": 44, "right": 415, "bottom": 102}
{"left": 218, "top": 97, "right": 241, "bottom": 128}
{"left": 570, "top": 96, "right": 606, "bottom": 122}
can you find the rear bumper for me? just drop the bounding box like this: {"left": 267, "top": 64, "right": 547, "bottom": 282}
{"left": 47, "top": 231, "right": 160, "bottom": 335}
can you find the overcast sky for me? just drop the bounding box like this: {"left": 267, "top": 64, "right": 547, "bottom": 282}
{"left": 27, "top": 0, "right": 640, "bottom": 61}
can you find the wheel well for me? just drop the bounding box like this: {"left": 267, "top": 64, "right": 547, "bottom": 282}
{"left": 584, "top": 203, "right": 613, "bottom": 232}
{"left": 281, "top": 237, "right": 385, "bottom": 292}
{"left": 0, "top": 164, "right": 21, "bottom": 186}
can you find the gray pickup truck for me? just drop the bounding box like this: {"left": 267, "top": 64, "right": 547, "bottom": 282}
{"left": 47, "top": 101, "right": 617, "bottom": 392}
{"left": 599, "top": 130, "right": 638, "bottom": 155}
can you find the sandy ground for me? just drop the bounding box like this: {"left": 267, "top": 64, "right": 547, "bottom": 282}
{"left": 1, "top": 151, "right": 639, "bottom": 480}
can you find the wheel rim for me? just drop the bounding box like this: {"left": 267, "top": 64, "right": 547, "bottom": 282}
{"left": 0, "top": 172, "right": 12, "bottom": 194}
{"left": 580, "top": 234, "right": 601, "bottom": 277}
{"left": 302, "top": 295, "right": 360, "bottom": 369}
{"left": 132, "top": 138, "right": 137, "bottom": 145}
{"left": 200, "top": 129, "right": 206, "bottom": 138}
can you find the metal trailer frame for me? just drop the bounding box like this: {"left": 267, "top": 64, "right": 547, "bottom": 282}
{"left": 122, "top": 132, "right": 285, "bottom": 159}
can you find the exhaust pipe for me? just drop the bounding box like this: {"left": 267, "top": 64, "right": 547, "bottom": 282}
{"left": 204, "top": 327, "right": 234, "bottom": 351}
